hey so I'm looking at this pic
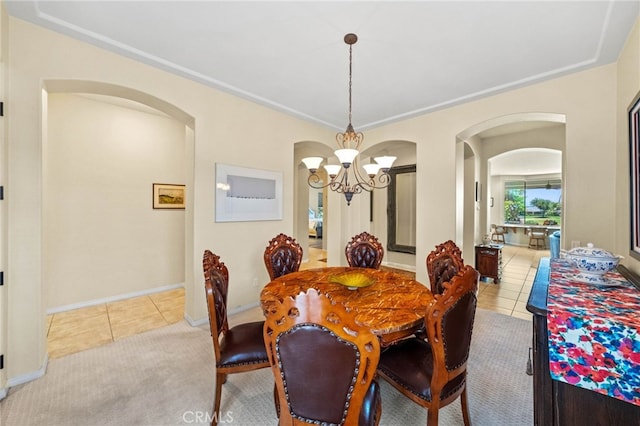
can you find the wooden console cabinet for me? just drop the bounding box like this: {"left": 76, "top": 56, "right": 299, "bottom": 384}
{"left": 526, "top": 258, "right": 640, "bottom": 425}
{"left": 474, "top": 244, "right": 502, "bottom": 283}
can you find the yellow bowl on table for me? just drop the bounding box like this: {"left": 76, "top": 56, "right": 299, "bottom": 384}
{"left": 329, "top": 271, "right": 376, "bottom": 290}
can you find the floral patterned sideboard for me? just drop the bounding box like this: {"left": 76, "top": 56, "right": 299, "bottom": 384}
{"left": 527, "top": 258, "right": 640, "bottom": 425}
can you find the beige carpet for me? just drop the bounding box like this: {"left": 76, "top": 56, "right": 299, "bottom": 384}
{"left": 0, "top": 308, "right": 533, "bottom": 425}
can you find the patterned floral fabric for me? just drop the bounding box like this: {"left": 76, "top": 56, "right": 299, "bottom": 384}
{"left": 547, "top": 258, "right": 640, "bottom": 406}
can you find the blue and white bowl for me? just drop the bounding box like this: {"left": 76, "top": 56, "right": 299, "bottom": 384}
{"left": 565, "top": 243, "right": 622, "bottom": 279}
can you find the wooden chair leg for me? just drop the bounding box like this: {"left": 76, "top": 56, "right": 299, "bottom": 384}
{"left": 460, "top": 387, "right": 471, "bottom": 426}
{"left": 427, "top": 407, "right": 439, "bottom": 426}
{"left": 212, "top": 372, "right": 225, "bottom": 426}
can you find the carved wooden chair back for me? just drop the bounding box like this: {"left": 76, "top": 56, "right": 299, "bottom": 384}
{"left": 426, "top": 240, "right": 465, "bottom": 295}
{"left": 203, "top": 250, "right": 270, "bottom": 426}
{"left": 264, "top": 233, "right": 303, "bottom": 281}
{"left": 377, "top": 265, "right": 479, "bottom": 426}
{"left": 345, "top": 231, "right": 384, "bottom": 269}
{"left": 263, "top": 288, "right": 382, "bottom": 426}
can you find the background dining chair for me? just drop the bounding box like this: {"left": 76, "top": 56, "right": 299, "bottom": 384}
{"left": 264, "top": 233, "right": 303, "bottom": 281}
{"left": 426, "top": 240, "right": 465, "bottom": 295}
{"left": 377, "top": 265, "right": 479, "bottom": 426}
{"left": 263, "top": 288, "right": 382, "bottom": 426}
{"left": 490, "top": 224, "right": 506, "bottom": 244}
{"left": 203, "top": 250, "right": 271, "bottom": 426}
{"left": 345, "top": 231, "right": 384, "bottom": 269}
{"left": 527, "top": 227, "right": 547, "bottom": 249}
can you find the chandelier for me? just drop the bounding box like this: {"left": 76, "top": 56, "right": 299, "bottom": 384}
{"left": 302, "top": 33, "right": 396, "bottom": 206}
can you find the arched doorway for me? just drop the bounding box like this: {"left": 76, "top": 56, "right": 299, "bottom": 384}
{"left": 294, "top": 141, "right": 334, "bottom": 261}
{"left": 41, "top": 81, "right": 195, "bottom": 356}
{"left": 294, "top": 139, "right": 417, "bottom": 271}
{"left": 456, "top": 113, "right": 566, "bottom": 260}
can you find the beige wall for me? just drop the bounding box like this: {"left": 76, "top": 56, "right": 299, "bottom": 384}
{"left": 44, "top": 94, "right": 186, "bottom": 310}
{"left": 0, "top": 2, "right": 7, "bottom": 396}
{"left": 3, "top": 10, "right": 639, "bottom": 389}
{"left": 616, "top": 16, "right": 640, "bottom": 275}
{"left": 5, "top": 16, "right": 332, "bottom": 383}
{"left": 364, "top": 62, "right": 619, "bottom": 284}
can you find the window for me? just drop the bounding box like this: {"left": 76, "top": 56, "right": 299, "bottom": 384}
{"left": 504, "top": 179, "right": 562, "bottom": 226}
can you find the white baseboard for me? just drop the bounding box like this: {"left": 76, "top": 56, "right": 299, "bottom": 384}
{"left": 184, "top": 312, "right": 208, "bottom": 328}
{"left": 186, "top": 302, "right": 260, "bottom": 328}
{"left": 7, "top": 353, "right": 48, "bottom": 388}
{"left": 46, "top": 283, "right": 185, "bottom": 315}
{"left": 381, "top": 261, "right": 416, "bottom": 273}
{"left": 228, "top": 302, "right": 260, "bottom": 316}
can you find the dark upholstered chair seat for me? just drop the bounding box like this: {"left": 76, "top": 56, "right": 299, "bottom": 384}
{"left": 217, "top": 321, "right": 269, "bottom": 367}
{"left": 378, "top": 338, "right": 465, "bottom": 402}
{"left": 360, "top": 379, "right": 382, "bottom": 426}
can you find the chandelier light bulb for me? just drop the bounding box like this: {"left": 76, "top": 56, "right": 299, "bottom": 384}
{"left": 374, "top": 156, "right": 397, "bottom": 171}
{"left": 335, "top": 149, "right": 359, "bottom": 167}
{"left": 302, "top": 157, "right": 323, "bottom": 172}
{"left": 324, "top": 164, "right": 342, "bottom": 178}
{"left": 363, "top": 163, "right": 381, "bottom": 177}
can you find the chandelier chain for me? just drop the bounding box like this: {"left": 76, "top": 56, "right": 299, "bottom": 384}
{"left": 348, "top": 42, "right": 353, "bottom": 127}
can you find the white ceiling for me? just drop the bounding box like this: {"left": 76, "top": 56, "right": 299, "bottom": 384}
{"left": 5, "top": 1, "right": 639, "bottom": 132}
{"left": 489, "top": 148, "right": 562, "bottom": 176}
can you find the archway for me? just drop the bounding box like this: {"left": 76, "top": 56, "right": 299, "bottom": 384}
{"left": 294, "top": 141, "right": 334, "bottom": 262}
{"left": 456, "top": 113, "right": 566, "bottom": 261}
{"left": 294, "top": 139, "right": 417, "bottom": 270}
{"left": 40, "top": 80, "right": 195, "bottom": 341}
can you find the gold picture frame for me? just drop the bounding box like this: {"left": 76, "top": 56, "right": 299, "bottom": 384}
{"left": 153, "top": 183, "right": 185, "bottom": 209}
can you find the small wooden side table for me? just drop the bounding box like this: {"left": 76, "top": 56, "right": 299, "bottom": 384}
{"left": 475, "top": 244, "right": 503, "bottom": 283}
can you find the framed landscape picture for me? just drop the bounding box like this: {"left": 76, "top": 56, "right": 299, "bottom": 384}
{"left": 153, "top": 183, "right": 185, "bottom": 209}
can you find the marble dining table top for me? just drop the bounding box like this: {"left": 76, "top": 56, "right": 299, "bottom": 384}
{"left": 260, "top": 266, "right": 434, "bottom": 346}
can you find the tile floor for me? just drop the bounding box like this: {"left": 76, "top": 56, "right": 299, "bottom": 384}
{"left": 46, "top": 288, "right": 185, "bottom": 359}
{"left": 46, "top": 244, "right": 548, "bottom": 359}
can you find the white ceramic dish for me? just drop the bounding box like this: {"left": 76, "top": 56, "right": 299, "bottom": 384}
{"left": 564, "top": 243, "right": 622, "bottom": 277}
{"left": 566, "top": 273, "right": 622, "bottom": 287}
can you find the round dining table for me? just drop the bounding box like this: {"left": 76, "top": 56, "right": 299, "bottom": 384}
{"left": 260, "top": 266, "right": 434, "bottom": 346}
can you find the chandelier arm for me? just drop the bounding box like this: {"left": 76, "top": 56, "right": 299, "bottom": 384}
{"left": 351, "top": 156, "right": 373, "bottom": 187}
{"left": 307, "top": 172, "right": 331, "bottom": 190}
{"left": 328, "top": 180, "right": 347, "bottom": 194}
{"left": 373, "top": 172, "right": 392, "bottom": 188}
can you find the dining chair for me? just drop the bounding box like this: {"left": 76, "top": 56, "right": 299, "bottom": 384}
{"left": 263, "top": 288, "right": 382, "bottom": 426}
{"left": 203, "top": 250, "right": 271, "bottom": 426}
{"left": 490, "top": 224, "right": 506, "bottom": 244}
{"left": 426, "top": 240, "right": 465, "bottom": 295}
{"left": 377, "top": 265, "right": 479, "bottom": 426}
{"left": 264, "top": 233, "right": 303, "bottom": 281}
{"left": 345, "top": 231, "right": 384, "bottom": 269}
{"left": 527, "top": 227, "right": 547, "bottom": 249}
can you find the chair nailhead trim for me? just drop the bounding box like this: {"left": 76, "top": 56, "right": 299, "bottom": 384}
{"left": 275, "top": 323, "right": 360, "bottom": 425}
